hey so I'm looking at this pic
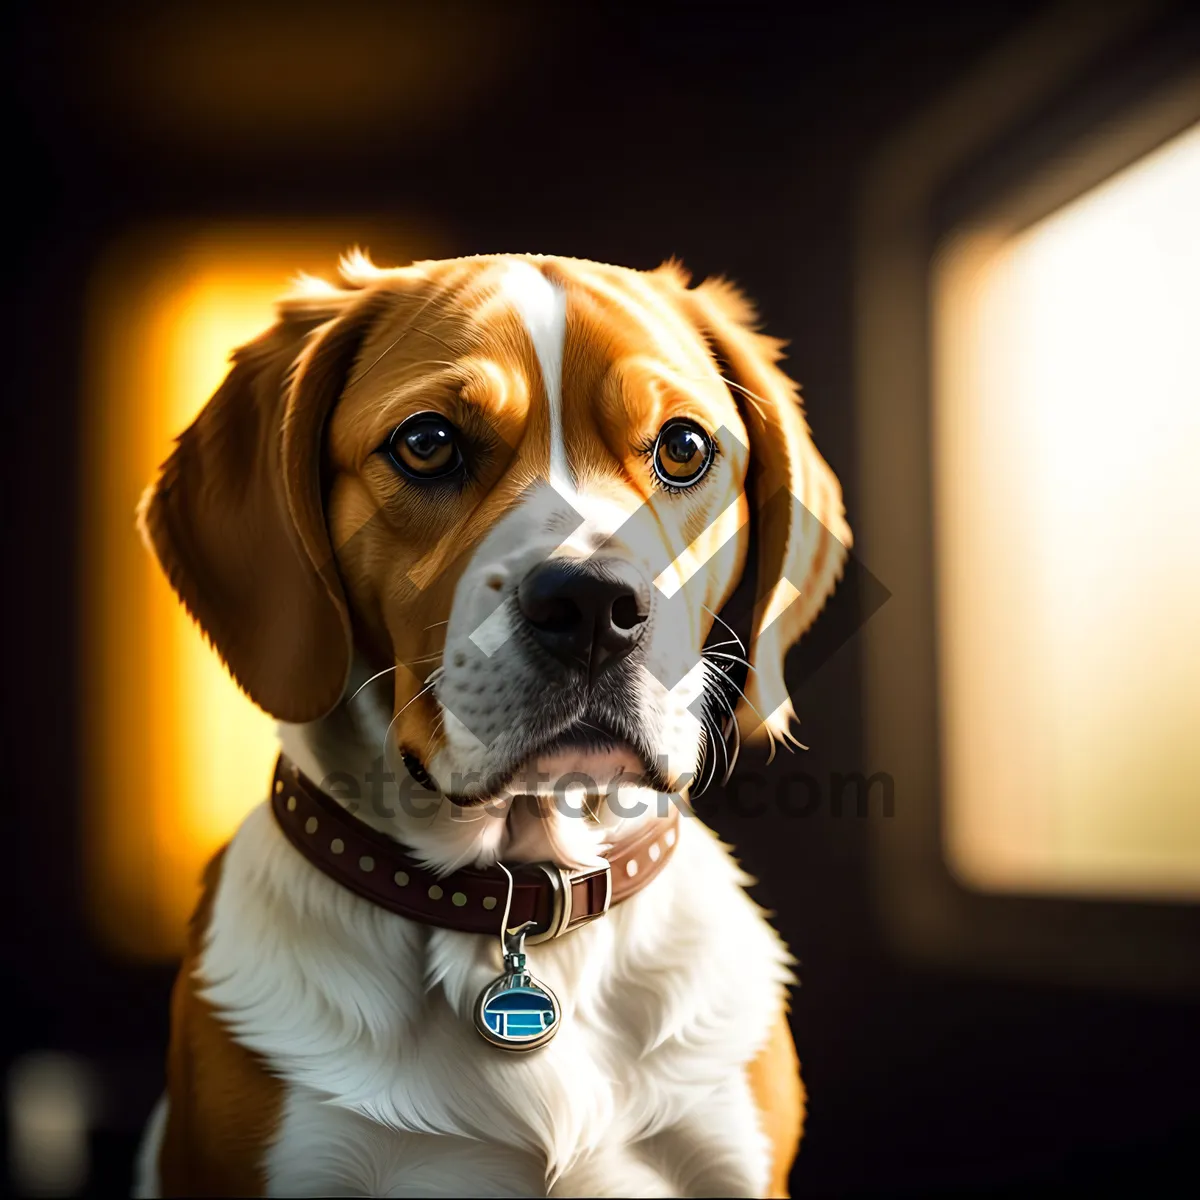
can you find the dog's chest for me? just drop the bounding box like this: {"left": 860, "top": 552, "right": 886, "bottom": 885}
{"left": 198, "top": 806, "right": 789, "bottom": 1196}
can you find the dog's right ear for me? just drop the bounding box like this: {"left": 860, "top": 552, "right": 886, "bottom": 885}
{"left": 138, "top": 283, "right": 389, "bottom": 723}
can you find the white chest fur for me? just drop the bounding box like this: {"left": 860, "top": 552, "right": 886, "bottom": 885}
{"left": 195, "top": 803, "right": 791, "bottom": 1197}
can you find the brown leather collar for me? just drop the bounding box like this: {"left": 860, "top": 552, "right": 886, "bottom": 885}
{"left": 270, "top": 755, "right": 680, "bottom": 941}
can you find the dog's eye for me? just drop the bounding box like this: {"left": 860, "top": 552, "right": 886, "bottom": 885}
{"left": 386, "top": 412, "right": 463, "bottom": 480}
{"left": 652, "top": 420, "right": 713, "bottom": 488}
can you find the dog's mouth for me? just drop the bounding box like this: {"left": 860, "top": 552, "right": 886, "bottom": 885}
{"left": 513, "top": 720, "right": 654, "bottom": 795}
{"left": 408, "top": 718, "right": 670, "bottom": 808}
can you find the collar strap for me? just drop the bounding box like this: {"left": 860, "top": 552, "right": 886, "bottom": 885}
{"left": 270, "top": 755, "right": 680, "bottom": 942}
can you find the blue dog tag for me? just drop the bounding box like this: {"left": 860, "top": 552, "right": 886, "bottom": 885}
{"left": 474, "top": 919, "right": 560, "bottom": 1052}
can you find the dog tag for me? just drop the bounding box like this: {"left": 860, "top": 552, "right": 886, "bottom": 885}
{"left": 473, "top": 919, "right": 560, "bottom": 1052}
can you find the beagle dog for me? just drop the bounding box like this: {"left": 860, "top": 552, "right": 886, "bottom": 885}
{"left": 134, "top": 253, "right": 849, "bottom": 1198}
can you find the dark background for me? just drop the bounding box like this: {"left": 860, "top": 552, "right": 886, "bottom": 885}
{"left": 5, "top": 1, "right": 1199, "bottom": 1196}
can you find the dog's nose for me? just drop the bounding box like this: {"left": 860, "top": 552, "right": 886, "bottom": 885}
{"left": 517, "top": 558, "right": 651, "bottom": 677}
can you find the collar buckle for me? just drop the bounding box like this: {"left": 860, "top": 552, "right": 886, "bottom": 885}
{"left": 526, "top": 861, "right": 613, "bottom": 943}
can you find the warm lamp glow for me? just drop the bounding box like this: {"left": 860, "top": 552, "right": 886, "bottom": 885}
{"left": 83, "top": 224, "right": 435, "bottom": 956}
{"left": 933, "top": 122, "right": 1200, "bottom": 899}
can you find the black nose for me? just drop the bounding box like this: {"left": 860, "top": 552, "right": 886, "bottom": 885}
{"left": 517, "top": 558, "right": 651, "bottom": 678}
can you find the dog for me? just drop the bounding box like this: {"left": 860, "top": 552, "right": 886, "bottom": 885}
{"left": 133, "top": 252, "right": 849, "bottom": 1197}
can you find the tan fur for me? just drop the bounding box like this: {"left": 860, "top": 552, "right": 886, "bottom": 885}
{"left": 672, "top": 278, "right": 852, "bottom": 746}
{"left": 142, "top": 254, "right": 848, "bottom": 767}
{"left": 142, "top": 253, "right": 844, "bottom": 1192}
{"left": 159, "top": 851, "right": 282, "bottom": 1197}
{"left": 747, "top": 1008, "right": 806, "bottom": 1199}
{"left": 318, "top": 255, "right": 760, "bottom": 773}
{"left": 137, "top": 291, "right": 383, "bottom": 723}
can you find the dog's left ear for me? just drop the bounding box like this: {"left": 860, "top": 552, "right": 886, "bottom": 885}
{"left": 668, "top": 272, "right": 852, "bottom": 747}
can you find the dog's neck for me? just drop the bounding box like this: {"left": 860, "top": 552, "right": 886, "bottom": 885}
{"left": 277, "top": 655, "right": 664, "bottom": 877}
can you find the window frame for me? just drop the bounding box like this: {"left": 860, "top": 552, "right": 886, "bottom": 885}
{"left": 856, "top": 0, "right": 1200, "bottom": 991}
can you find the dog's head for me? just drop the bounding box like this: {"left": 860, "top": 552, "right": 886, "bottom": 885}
{"left": 141, "top": 253, "right": 849, "bottom": 863}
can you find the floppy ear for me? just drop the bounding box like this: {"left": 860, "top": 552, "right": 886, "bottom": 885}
{"left": 676, "top": 276, "right": 852, "bottom": 749}
{"left": 138, "top": 284, "right": 387, "bottom": 723}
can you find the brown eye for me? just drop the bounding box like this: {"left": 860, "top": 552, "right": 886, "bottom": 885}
{"left": 652, "top": 420, "right": 713, "bottom": 488}
{"left": 386, "top": 412, "right": 463, "bottom": 480}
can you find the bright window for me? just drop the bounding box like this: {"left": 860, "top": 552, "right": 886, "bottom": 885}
{"left": 933, "top": 121, "right": 1200, "bottom": 899}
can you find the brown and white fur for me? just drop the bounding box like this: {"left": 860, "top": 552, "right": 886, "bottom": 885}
{"left": 134, "top": 253, "right": 849, "bottom": 1197}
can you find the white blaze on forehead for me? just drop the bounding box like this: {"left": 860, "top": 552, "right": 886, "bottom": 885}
{"left": 499, "top": 260, "right": 573, "bottom": 497}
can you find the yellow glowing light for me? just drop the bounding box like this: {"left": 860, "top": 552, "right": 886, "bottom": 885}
{"left": 83, "top": 224, "right": 434, "bottom": 956}
{"left": 933, "top": 121, "right": 1200, "bottom": 899}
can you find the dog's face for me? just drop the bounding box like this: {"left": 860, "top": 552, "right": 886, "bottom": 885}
{"left": 326, "top": 257, "right": 758, "bottom": 805}
{"left": 142, "top": 253, "right": 848, "bottom": 848}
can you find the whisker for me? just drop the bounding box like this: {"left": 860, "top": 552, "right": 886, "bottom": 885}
{"left": 724, "top": 679, "right": 765, "bottom": 722}
{"left": 724, "top": 713, "right": 742, "bottom": 781}
{"left": 396, "top": 681, "right": 438, "bottom": 720}
{"left": 712, "top": 712, "right": 730, "bottom": 786}
{"left": 702, "top": 604, "right": 746, "bottom": 655}
{"left": 704, "top": 656, "right": 765, "bottom": 722}
{"left": 708, "top": 683, "right": 742, "bottom": 783}
{"left": 381, "top": 678, "right": 440, "bottom": 755}
{"left": 401, "top": 652, "right": 445, "bottom": 669}
{"left": 346, "top": 665, "right": 397, "bottom": 706}
{"left": 707, "top": 669, "right": 736, "bottom": 714}
{"left": 704, "top": 649, "right": 753, "bottom": 672}
{"left": 700, "top": 720, "right": 715, "bottom": 796}
{"left": 692, "top": 724, "right": 715, "bottom": 799}
{"left": 720, "top": 374, "right": 769, "bottom": 419}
